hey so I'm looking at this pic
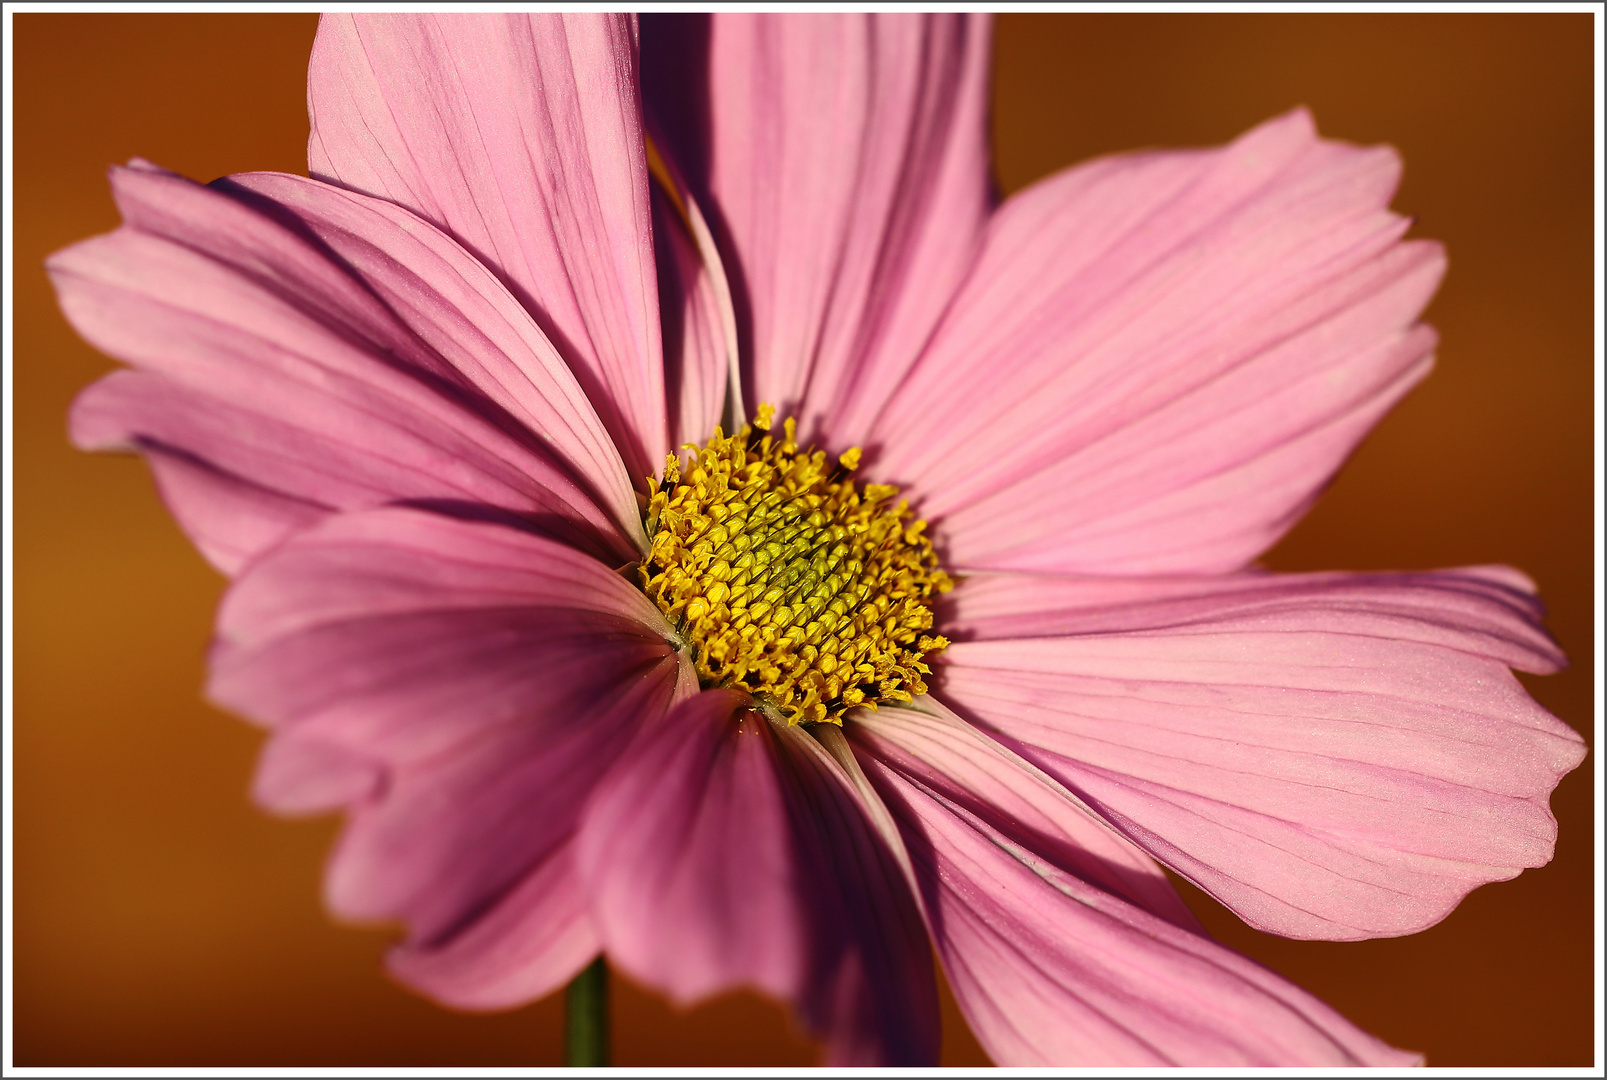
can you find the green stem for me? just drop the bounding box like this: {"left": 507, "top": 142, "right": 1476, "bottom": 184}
{"left": 564, "top": 955, "right": 610, "bottom": 1066}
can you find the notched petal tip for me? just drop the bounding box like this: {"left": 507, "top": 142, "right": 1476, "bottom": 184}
{"left": 938, "top": 567, "right": 1585, "bottom": 941}
{"left": 251, "top": 732, "right": 383, "bottom": 816}
{"left": 877, "top": 103, "right": 1439, "bottom": 576}
{"left": 866, "top": 754, "right": 1422, "bottom": 1065}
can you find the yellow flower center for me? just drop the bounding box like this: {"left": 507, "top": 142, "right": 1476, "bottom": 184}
{"left": 639, "top": 404, "right": 951, "bottom": 726}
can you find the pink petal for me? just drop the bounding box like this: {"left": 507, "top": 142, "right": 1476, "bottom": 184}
{"left": 136, "top": 433, "right": 327, "bottom": 575}
{"left": 647, "top": 14, "right": 991, "bottom": 444}
{"left": 848, "top": 695, "right": 1201, "bottom": 932}
{"left": 207, "top": 508, "right": 683, "bottom": 994}
{"left": 323, "top": 702, "right": 647, "bottom": 952}
{"left": 220, "top": 170, "right": 647, "bottom": 547}
{"left": 943, "top": 566, "right": 1566, "bottom": 674}
{"left": 642, "top": 119, "right": 745, "bottom": 437}
{"left": 252, "top": 730, "right": 380, "bottom": 815}
{"left": 56, "top": 164, "right": 638, "bottom": 573}
{"left": 210, "top": 508, "right": 679, "bottom": 762}
{"left": 387, "top": 839, "right": 599, "bottom": 1011}
{"left": 936, "top": 569, "right": 1587, "bottom": 939}
{"left": 577, "top": 689, "right": 940, "bottom": 1065}
{"left": 873, "top": 109, "right": 1444, "bottom": 574}
{"left": 652, "top": 184, "right": 728, "bottom": 447}
{"left": 863, "top": 757, "right": 1420, "bottom": 1065}
{"left": 308, "top": 14, "right": 668, "bottom": 480}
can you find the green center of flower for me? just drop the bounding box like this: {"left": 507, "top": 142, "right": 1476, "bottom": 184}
{"left": 639, "top": 405, "right": 951, "bottom": 725}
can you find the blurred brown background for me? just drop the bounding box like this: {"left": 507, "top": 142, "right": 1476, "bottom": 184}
{"left": 11, "top": 12, "right": 1595, "bottom": 1067}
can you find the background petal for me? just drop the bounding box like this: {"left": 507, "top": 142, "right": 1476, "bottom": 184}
{"left": 872, "top": 110, "right": 1443, "bottom": 574}
{"left": 55, "top": 163, "right": 638, "bottom": 573}
{"left": 308, "top": 13, "right": 668, "bottom": 481}
{"left": 936, "top": 568, "right": 1587, "bottom": 939}
{"left": 863, "top": 755, "right": 1421, "bottom": 1065}
{"left": 578, "top": 690, "right": 940, "bottom": 1065}
{"left": 642, "top": 13, "right": 992, "bottom": 446}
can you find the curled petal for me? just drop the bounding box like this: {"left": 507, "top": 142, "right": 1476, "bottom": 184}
{"left": 652, "top": 182, "right": 729, "bottom": 448}
{"left": 943, "top": 565, "right": 1565, "bottom": 673}
{"left": 645, "top": 13, "right": 992, "bottom": 445}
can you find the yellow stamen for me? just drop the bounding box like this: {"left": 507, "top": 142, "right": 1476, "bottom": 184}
{"left": 639, "top": 406, "right": 951, "bottom": 725}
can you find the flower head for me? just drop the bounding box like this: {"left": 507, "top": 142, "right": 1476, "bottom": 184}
{"left": 641, "top": 406, "right": 952, "bottom": 725}
{"left": 53, "top": 13, "right": 1586, "bottom": 1066}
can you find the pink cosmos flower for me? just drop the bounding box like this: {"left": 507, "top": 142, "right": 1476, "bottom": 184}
{"left": 52, "top": 12, "right": 1586, "bottom": 1067}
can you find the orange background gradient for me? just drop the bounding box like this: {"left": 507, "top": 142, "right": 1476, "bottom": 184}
{"left": 12, "top": 13, "right": 1596, "bottom": 1066}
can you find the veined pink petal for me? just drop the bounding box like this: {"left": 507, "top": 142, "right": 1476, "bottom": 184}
{"left": 848, "top": 696, "right": 1201, "bottom": 931}
{"left": 308, "top": 14, "right": 668, "bottom": 480}
{"left": 207, "top": 507, "right": 683, "bottom": 994}
{"left": 863, "top": 757, "right": 1420, "bottom": 1065}
{"left": 220, "top": 170, "right": 648, "bottom": 549}
{"left": 56, "top": 163, "right": 637, "bottom": 573}
{"left": 577, "top": 689, "right": 940, "bottom": 1065}
{"left": 254, "top": 709, "right": 603, "bottom": 1009}
{"left": 646, "top": 14, "right": 991, "bottom": 445}
{"left": 322, "top": 683, "right": 657, "bottom": 949}
{"left": 210, "top": 507, "right": 679, "bottom": 758}
{"left": 874, "top": 109, "right": 1443, "bottom": 574}
{"left": 944, "top": 565, "right": 1564, "bottom": 672}
{"left": 936, "top": 569, "right": 1587, "bottom": 939}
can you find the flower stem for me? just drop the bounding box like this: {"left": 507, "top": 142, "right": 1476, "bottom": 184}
{"left": 564, "top": 955, "right": 610, "bottom": 1066}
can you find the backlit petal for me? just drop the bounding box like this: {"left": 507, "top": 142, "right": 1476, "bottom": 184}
{"left": 56, "top": 163, "right": 637, "bottom": 573}
{"left": 308, "top": 13, "right": 667, "bottom": 478}
{"left": 875, "top": 110, "right": 1442, "bottom": 574}
{"left": 849, "top": 695, "right": 1200, "bottom": 931}
{"left": 937, "top": 568, "right": 1586, "bottom": 939}
{"left": 863, "top": 758, "right": 1421, "bottom": 1065}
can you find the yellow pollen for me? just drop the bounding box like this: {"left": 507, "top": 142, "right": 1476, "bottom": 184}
{"left": 639, "top": 406, "right": 952, "bottom": 726}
